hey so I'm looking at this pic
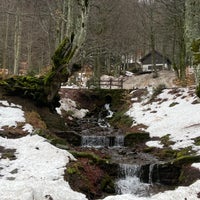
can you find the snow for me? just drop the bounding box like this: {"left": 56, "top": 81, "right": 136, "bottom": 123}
{"left": 56, "top": 98, "right": 88, "bottom": 119}
{"left": 0, "top": 87, "right": 200, "bottom": 200}
{"left": 127, "top": 87, "right": 200, "bottom": 154}
{"left": 0, "top": 101, "right": 87, "bottom": 200}
{"left": 0, "top": 101, "right": 25, "bottom": 130}
{"left": 104, "top": 180, "right": 200, "bottom": 200}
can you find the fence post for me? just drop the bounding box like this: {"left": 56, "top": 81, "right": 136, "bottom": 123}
{"left": 120, "top": 79, "right": 123, "bottom": 89}
{"left": 109, "top": 79, "right": 112, "bottom": 89}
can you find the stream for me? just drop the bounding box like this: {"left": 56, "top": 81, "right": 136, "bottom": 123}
{"left": 68, "top": 103, "right": 175, "bottom": 198}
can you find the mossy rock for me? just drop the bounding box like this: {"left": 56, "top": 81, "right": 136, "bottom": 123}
{"left": 54, "top": 131, "right": 81, "bottom": 146}
{"left": 175, "top": 146, "right": 194, "bottom": 158}
{"left": 155, "top": 148, "right": 178, "bottom": 160}
{"left": 70, "top": 151, "right": 110, "bottom": 165}
{"left": 101, "top": 175, "right": 115, "bottom": 194}
{"left": 124, "top": 132, "right": 150, "bottom": 147}
{"left": 65, "top": 152, "right": 115, "bottom": 199}
{"left": 109, "top": 111, "right": 133, "bottom": 128}
{"left": 179, "top": 165, "right": 200, "bottom": 186}
{"left": 160, "top": 134, "right": 175, "bottom": 147}
{"left": 172, "top": 155, "right": 200, "bottom": 166}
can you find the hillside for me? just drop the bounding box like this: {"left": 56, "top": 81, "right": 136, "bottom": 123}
{"left": 0, "top": 77, "right": 200, "bottom": 199}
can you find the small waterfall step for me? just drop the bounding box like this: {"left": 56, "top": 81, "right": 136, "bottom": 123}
{"left": 81, "top": 135, "right": 124, "bottom": 148}
{"left": 116, "top": 163, "right": 150, "bottom": 196}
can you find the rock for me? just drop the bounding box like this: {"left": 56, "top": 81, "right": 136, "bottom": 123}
{"left": 124, "top": 132, "right": 150, "bottom": 147}
{"left": 140, "top": 163, "right": 181, "bottom": 185}
{"left": 54, "top": 130, "right": 82, "bottom": 146}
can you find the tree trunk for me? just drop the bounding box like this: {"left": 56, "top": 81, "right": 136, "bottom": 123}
{"left": 14, "top": 5, "right": 22, "bottom": 75}
{"left": 2, "top": 13, "right": 9, "bottom": 72}
{"left": 0, "top": 0, "right": 90, "bottom": 111}
{"left": 45, "top": 0, "right": 90, "bottom": 105}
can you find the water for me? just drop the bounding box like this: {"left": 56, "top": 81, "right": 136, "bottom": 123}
{"left": 81, "top": 135, "right": 124, "bottom": 148}
{"left": 98, "top": 103, "right": 113, "bottom": 127}
{"left": 116, "top": 164, "right": 150, "bottom": 196}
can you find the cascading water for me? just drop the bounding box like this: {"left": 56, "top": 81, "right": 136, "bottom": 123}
{"left": 116, "top": 164, "right": 150, "bottom": 196}
{"left": 98, "top": 103, "right": 113, "bottom": 128}
{"left": 81, "top": 135, "right": 124, "bottom": 148}
{"left": 78, "top": 102, "right": 166, "bottom": 197}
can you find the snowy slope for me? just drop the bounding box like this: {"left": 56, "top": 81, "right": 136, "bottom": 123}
{"left": 0, "top": 87, "right": 200, "bottom": 200}
{"left": 0, "top": 101, "right": 87, "bottom": 200}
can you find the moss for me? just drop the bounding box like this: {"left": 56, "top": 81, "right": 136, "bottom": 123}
{"left": 70, "top": 151, "right": 110, "bottom": 165}
{"left": 143, "top": 146, "right": 155, "bottom": 153}
{"left": 109, "top": 111, "right": 133, "bottom": 128}
{"left": 175, "top": 146, "right": 194, "bottom": 158}
{"left": 194, "top": 137, "right": 200, "bottom": 146}
{"left": 172, "top": 155, "right": 200, "bottom": 166}
{"left": 50, "top": 137, "right": 67, "bottom": 146}
{"left": 169, "top": 102, "right": 179, "bottom": 107}
{"left": 160, "top": 134, "right": 175, "bottom": 147}
{"left": 67, "top": 166, "right": 79, "bottom": 175}
{"left": 155, "top": 148, "right": 177, "bottom": 160}
{"left": 100, "top": 175, "right": 115, "bottom": 194}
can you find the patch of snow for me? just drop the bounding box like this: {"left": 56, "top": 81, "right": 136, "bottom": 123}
{"left": 127, "top": 87, "right": 200, "bottom": 152}
{"left": 0, "top": 135, "right": 87, "bottom": 200}
{"left": 1, "top": 86, "right": 200, "bottom": 200}
{"left": 192, "top": 163, "right": 200, "bottom": 170}
{"left": 0, "top": 102, "right": 25, "bottom": 130}
{"left": 56, "top": 98, "right": 88, "bottom": 119}
{"left": 103, "top": 180, "right": 200, "bottom": 200}
{"left": 23, "top": 124, "right": 34, "bottom": 133}
{"left": 145, "top": 141, "right": 164, "bottom": 148}
{"left": 126, "top": 71, "right": 134, "bottom": 77}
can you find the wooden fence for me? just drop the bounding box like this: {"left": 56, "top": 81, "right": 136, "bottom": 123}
{"left": 88, "top": 78, "right": 123, "bottom": 89}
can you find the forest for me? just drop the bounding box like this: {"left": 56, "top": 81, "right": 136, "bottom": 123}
{"left": 0, "top": 1, "right": 200, "bottom": 200}
{"left": 0, "top": 0, "right": 199, "bottom": 80}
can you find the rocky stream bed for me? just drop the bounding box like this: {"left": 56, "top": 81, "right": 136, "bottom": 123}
{"left": 52, "top": 88, "right": 200, "bottom": 200}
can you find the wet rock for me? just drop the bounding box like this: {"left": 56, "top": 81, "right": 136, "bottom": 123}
{"left": 54, "top": 131, "right": 81, "bottom": 146}
{"left": 140, "top": 163, "right": 181, "bottom": 185}
{"left": 153, "top": 163, "right": 181, "bottom": 185}
{"left": 124, "top": 132, "right": 150, "bottom": 147}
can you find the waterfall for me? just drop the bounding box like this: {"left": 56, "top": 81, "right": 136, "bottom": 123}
{"left": 116, "top": 164, "right": 150, "bottom": 196}
{"left": 98, "top": 103, "right": 113, "bottom": 128}
{"left": 81, "top": 135, "right": 124, "bottom": 148}
{"left": 149, "top": 164, "right": 155, "bottom": 184}
{"left": 105, "top": 104, "right": 113, "bottom": 118}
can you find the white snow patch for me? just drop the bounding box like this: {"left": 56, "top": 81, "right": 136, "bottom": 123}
{"left": 103, "top": 180, "right": 200, "bottom": 200}
{"left": 56, "top": 98, "right": 88, "bottom": 119}
{"left": 0, "top": 101, "right": 25, "bottom": 130}
{"left": 127, "top": 87, "right": 200, "bottom": 152}
{"left": 0, "top": 135, "right": 87, "bottom": 200}
{"left": 145, "top": 141, "right": 164, "bottom": 148}
{"left": 23, "top": 123, "right": 34, "bottom": 133}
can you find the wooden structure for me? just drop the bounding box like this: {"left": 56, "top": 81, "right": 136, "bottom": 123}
{"left": 140, "top": 51, "right": 171, "bottom": 72}
{"left": 89, "top": 78, "right": 123, "bottom": 89}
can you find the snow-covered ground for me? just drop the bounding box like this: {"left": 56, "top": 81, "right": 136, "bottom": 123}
{"left": 105, "top": 87, "right": 200, "bottom": 200}
{"left": 0, "top": 86, "right": 200, "bottom": 200}
{"left": 0, "top": 101, "right": 87, "bottom": 200}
